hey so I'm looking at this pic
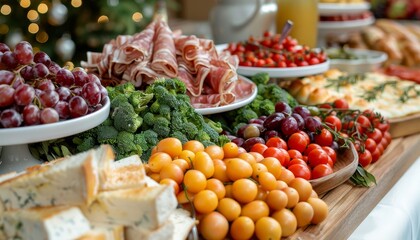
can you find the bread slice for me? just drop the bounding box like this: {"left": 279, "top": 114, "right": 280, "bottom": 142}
{"left": 1, "top": 206, "right": 91, "bottom": 240}
{"left": 169, "top": 208, "right": 196, "bottom": 240}
{"left": 81, "top": 185, "right": 177, "bottom": 230}
{"left": 0, "top": 145, "right": 115, "bottom": 211}
{"left": 100, "top": 155, "right": 147, "bottom": 191}
{"left": 78, "top": 222, "right": 124, "bottom": 240}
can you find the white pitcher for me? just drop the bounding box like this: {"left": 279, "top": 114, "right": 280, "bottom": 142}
{"left": 209, "top": 0, "right": 278, "bottom": 44}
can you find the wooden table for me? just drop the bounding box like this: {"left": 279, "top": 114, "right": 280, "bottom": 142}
{"left": 288, "top": 133, "right": 420, "bottom": 240}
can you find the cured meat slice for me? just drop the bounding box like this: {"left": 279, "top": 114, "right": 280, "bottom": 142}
{"left": 151, "top": 21, "right": 178, "bottom": 78}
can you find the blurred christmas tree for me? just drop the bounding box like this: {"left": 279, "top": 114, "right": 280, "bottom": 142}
{"left": 0, "top": 0, "right": 177, "bottom": 65}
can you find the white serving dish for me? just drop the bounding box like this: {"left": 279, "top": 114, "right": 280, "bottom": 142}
{"left": 318, "top": 2, "right": 371, "bottom": 16}
{"left": 327, "top": 48, "right": 388, "bottom": 73}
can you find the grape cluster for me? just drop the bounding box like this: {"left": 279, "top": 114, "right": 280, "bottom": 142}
{"left": 0, "top": 41, "right": 108, "bottom": 128}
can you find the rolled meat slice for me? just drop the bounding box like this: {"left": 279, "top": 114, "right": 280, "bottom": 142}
{"left": 151, "top": 20, "right": 178, "bottom": 78}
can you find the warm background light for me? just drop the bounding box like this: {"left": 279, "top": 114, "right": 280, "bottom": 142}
{"left": 71, "top": 0, "right": 82, "bottom": 8}
{"left": 132, "top": 12, "right": 143, "bottom": 22}
{"left": 28, "top": 23, "right": 39, "bottom": 34}
{"left": 36, "top": 31, "right": 48, "bottom": 43}
{"left": 1, "top": 5, "right": 12, "bottom": 15}
{"left": 37, "top": 3, "right": 48, "bottom": 14}
{"left": 0, "top": 24, "right": 9, "bottom": 34}
{"left": 97, "top": 15, "right": 109, "bottom": 23}
{"left": 27, "top": 9, "right": 39, "bottom": 21}
{"left": 20, "top": 0, "right": 31, "bottom": 8}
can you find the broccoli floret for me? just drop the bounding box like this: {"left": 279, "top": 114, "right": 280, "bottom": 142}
{"left": 182, "top": 122, "right": 199, "bottom": 139}
{"left": 111, "top": 103, "right": 143, "bottom": 133}
{"left": 97, "top": 125, "right": 119, "bottom": 145}
{"left": 100, "top": 118, "right": 114, "bottom": 127}
{"left": 147, "top": 78, "right": 187, "bottom": 95}
{"left": 115, "top": 131, "right": 142, "bottom": 159}
{"left": 185, "top": 108, "right": 205, "bottom": 127}
{"left": 110, "top": 95, "right": 130, "bottom": 109}
{"left": 261, "top": 83, "right": 298, "bottom": 108}
{"left": 134, "top": 133, "right": 149, "bottom": 152}
{"left": 143, "top": 112, "right": 155, "bottom": 126}
{"left": 234, "top": 108, "right": 259, "bottom": 125}
{"left": 204, "top": 117, "right": 223, "bottom": 134}
{"left": 106, "top": 86, "right": 120, "bottom": 100}
{"left": 202, "top": 123, "right": 220, "bottom": 143}
{"left": 158, "top": 104, "right": 171, "bottom": 119}
{"left": 129, "top": 91, "right": 154, "bottom": 113}
{"left": 115, "top": 82, "right": 135, "bottom": 95}
{"left": 153, "top": 116, "right": 170, "bottom": 137}
{"left": 170, "top": 111, "right": 184, "bottom": 131}
{"left": 201, "top": 140, "right": 215, "bottom": 148}
{"left": 170, "top": 131, "right": 189, "bottom": 144}
{"left": 75, "top": 136, "right": 97, "bottom": 152}
{"left": 257, "top": 99, "right": 275, "bottom": 116}
{"left": 217, "top": 135, "right": 231, "bottom": 147}
{"left": 196, "top": 130, "right": 211, "bottom": 143}
{"left": 150, "top": 101, "right": 160, "bottom": 114}
{"left": 251, "top": 72, "right": 270, "bottom": 85}
{"left": 143, "top": 129, "right": 159, "bottom": 146}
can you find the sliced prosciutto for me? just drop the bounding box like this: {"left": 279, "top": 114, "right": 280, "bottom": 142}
{"left": 151, "top": 21, "right": 178, "bottom": 78}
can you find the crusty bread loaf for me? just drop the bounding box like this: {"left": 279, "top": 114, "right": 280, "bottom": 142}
{"left": 81, "top": 185, "right": 178, "bottom": 230}
{"left": 2, "top": 206, "right": 91, "bottom": 240}
{"left": 0, "top": 145, "right": 114, "bottom": 211}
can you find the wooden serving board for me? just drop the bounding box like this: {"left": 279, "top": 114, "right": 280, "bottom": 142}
{"left": 287, "top": 133, "right": 420, "bottom": 240}
{"left": 389, "top": 112, "right": 420, "bottom": 138}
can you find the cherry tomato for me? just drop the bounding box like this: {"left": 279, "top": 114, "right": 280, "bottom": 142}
{"left": 324, "top": 115, "right": 342, "bottom": 131}
{"left": 307, "top": 148, "right": 329, "bottom": 168}
{"left": 288, "top": 158, "right": 308, "bottom": 166}
{"left": 263, "top": 147, "right": 289, "bottom": 166}
{"left": 356, "top": 115, "right": 372, "bottom": 130}
{"left": 311, "top": 164, "right": 333, "bottom": 179}
{"left": 314, "top": 129, "right": 333, "bottom": 147}
{"left": 288, "top": 164, "right": 311, "bottom": 180}
{"left": 322, "top": 146, "right": 337, "bottom": 164}
{"left": 288, "top": 149, "right": 303, "bottom": 160}
{"left": 266, "top": 137, "right": 288, "bottom": 150}
{"left": 250, "top": 143, "right": 268, "bottom": 155}
{"left": 366, "top": 128, "right": 383, "bottom": 144}
{"left": 303, "top": 143, "right": 322, "bottom": 156}
{"left": 308, "top": 57, "right": 320, "bottom": 65}
{"left": 364, "top": 138, "right": 377, "bottom": 153}
{"left": 358, "top": 149, "right": 372, "bottom": 167}
{"left": 288, "top": 132, "right": 309, "bottom": 153}
{"left": 371, "top": 148, "right": 381, "bottom": 163}
{"left": 333, "top": 99, "right": 349, "bottom": 109}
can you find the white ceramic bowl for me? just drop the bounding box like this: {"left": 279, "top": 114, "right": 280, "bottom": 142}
{"left": 327, "top": 48, "right": 388, "bottom": 73}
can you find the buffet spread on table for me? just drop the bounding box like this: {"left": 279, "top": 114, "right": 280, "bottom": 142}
{"left": 0, "top": 0, "right": 419, "bottom": 239}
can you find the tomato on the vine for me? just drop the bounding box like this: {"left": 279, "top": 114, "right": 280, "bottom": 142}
{"left": 333, "top": 99, "right": 349, "bottom": 109}
{"left": 358, "top": 149, "right": 372, "bottom": 167}
{"left": 287, "top": 132, "right": 308, "bottom": 153}
{"left": 314, "top": 129, "right": 333, "bottom": 147}
{"left": 311, "top": 164, "right": 333, "bottom": 179}
{"left": 356, "top": 115, "right": 372, "bottom": 130}
{"left": 366, "top": 128, "right": 383, "bottom": 144}
{"left": 288, "top": 164, "right": 311, "bottom": 180}
{"left": 307, "top": 148, "right": 329, "bottom": 168}
{"left": 263, "top": 147, "right": 289, "bottom": 166}
{"left": 250, "top": 143, "right": 268, "bottom": 155}
{"left": 324, "top": 115, "right": 342, "bottom": 132}
{"left": 266, "top": 137, "right": 288, "bottom": 150}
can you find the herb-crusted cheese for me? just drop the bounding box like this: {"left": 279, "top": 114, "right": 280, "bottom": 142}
{"left": 2, "top": 206, "right": 91, "bottom": 240}
{"left": 81, "top": 185, "right": 177, "bottom": 230}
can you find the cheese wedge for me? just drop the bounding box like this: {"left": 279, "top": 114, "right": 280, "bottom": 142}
{"left": 100, "top": 155, "right": 146, "bottom": 191}
{"left": 169, "top": 208, "right": 196, "bottom": 240}
{"left": 81, "top": 185, "right": 177, "bottom": 230}
{"left": 124, "top": 218, "right": 175, "bottom": 240}
{"left": 0, "top": 145, "right": 114, "bottom": 210}
{"left": 78, "top": 222, "right": 124, "bottom": 240}
{"left": 1, "top": 206, "right": 91, "bottom": 240}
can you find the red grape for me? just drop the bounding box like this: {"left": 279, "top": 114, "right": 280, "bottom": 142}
{"left": 72, "top": 67, "right": 89, "bottom": 86}
{"left": 37, "top": 79, "right": 55, "bottom": 91}
{"left": 280, "top": 116, "right": 299, "bottom": 136}
{"left": 39, "top": 90, "right": 59, "bottom": 108}
{"left": 0, "top": 70, "right": 15, "bottom": 84}
{"left": 40, "top": 108, "right": 59, "bottom": 124}
{"left": 0, "top": 43, "right": 10, "bottom": 53}
{"left": 81, "top": 82, "right": 101, "bottom": 106}
{"left": 1, "top": 51, "right": 18, "bottom": 69}
{"left": 305, "top": 116, "right": 322, "bottom": 132}
{"left": 33, "top": 51, "right": 51, "bottom": 66}
{"left": 0, "top": 84, "right": 15, "bottom": 107}
{"left": 14, "top": 84, "right": 35, "bottom": 106}
{"left": 14, "top": 41, "right": 34, "bottom": 65}
{"left": 23, "top": 104, "right": 40, "bottom": 125}
{"left": 0, "top": 109, "right": 22, "bottom": 128}
{"left": 57, "top": 87, "right": 71, "bottom": 101}
{"left": 55, "top": 68, "right": 74, "bottom": 87}
{"left": 275, "top": 101, "right": 291, "bottom": 115}
{"left": 20, "top": 65, "right": 33, "bottom": 81}
{"left": 54, "top": 101, "right": 70, "bottom": 119}
{"left": 33, "top": 63, "right": 49, "bottom": 78}
{"left": 69, "top": 96, "right": 88, "bottom": 118}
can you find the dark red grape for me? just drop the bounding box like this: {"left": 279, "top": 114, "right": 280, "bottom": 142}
{"left": 280, "top": 116, "right": 299, "bottom": 136}
{"left": 32, "top": 63, "right": 49, "bottom": 78}
{"left": 305, "top": 116, "right": 322, "bottom": 132}
{"left": 54, "top": 101, "right": 70, "bottom": 119}
{"left": 73, "top": 87, "right": 82, "bottom": 96}
{"left": 0, "top": 109, "right": 22, "bottom": 128}
{"left": 1, "top": 51, "right": 18, "bottom": 69}
{"left": 48, "top": 62, "right": 61, "bottom": 74}
{"left": 69, "top": 96, "right": 88, "bottom": 118}
{"left": 291, "top": 113, "right": 305, "bottom": 130}
{"left": 57, "top": 87, "right": 71, "bottom": 101}
{"left": 37, "top": 79, "right": 55, "bottom": 91}
{"left": 0, "top": 84, "right": 15, "bottom": 107}
{"left": 236, "top": 124, "right": 248, "bottom": 138}
{"left": 14, "top": 41, "right": 33, "bottom": 65}
{"left": 264, "top": 130, "right": 279, "bottom": 141}
{"left": 23, "top": 104, "right": 40, "bottom": 125}
{"left": 12, "top": 76, "right": 24, "bottom": 89}
{"left": 263, "top": 112, "right": 285, "bottom": 131}
{"left": 258, "top": 115, "right": 268, "bottom": 121}
{"left": 87, "top": 73, "right": 101, "bottom": 86}
{"left": 72, "top": 67, "right": 89, "bottom": 86}
{"left": 231, "top": 137, "right": 244, "bottom": 147}
{"left": 99, "top": 85, "right": 108, "bottom": 104}
{"left": 20, "top": 65, "right": 33, "bottom": 81}
{"left": 33, "top": 51, "right": 51, "bottom": 66}
{"left": 55, "top": 68, "right": 75, "bottom": 87}
{"left": 242, "top": 137, "right": 265, "bottom": 152}
{"left": 275, "top": 101, "right": 292, "bottom": 115}
{"left": 39, "top": 90, "right": 59, "bottom": 108}
{"left": 0, "top": 43, "right": 10, "bottom": 53}
{"left": 293, "top": 106, "right": 311, "bottom": 119}
{"left": 14, "top": 84, "right": 35, "bottom": 106}
{"left": 249, "top": 118, "right": 264, "bottom": 125}
{"left": 40, "top": 107, "right": 59, "bottom": 124}
{"left": 81, "top": 82, "right": 101, "bottom": 106}
{"left": 0, "top": 70, "right": 15, "bottom": 85}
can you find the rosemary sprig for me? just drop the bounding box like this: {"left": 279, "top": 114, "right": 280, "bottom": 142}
{"left": 362, "top": 81, "right": 398, "bottom": 102}
{"left": 326, "top": 73, "right": 365, "bottom": 92}
{"left": 399, "top": 84, "right": 420, "bottom": 103}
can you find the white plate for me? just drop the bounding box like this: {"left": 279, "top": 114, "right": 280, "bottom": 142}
{"left": 318, "top": 16, "right": 375, "bottom": 30}
{"left": 216, "top": 44, "right": 330, "bottom": 78}
{"left": 318, "top": 2, "right": 371, "bottom": 15}
{"left": 327, "top": 48, "right": 388, "bottom": 73}
{"left": 195, "top": 76, "right": 257, "bottom": 115}
{"left": 0, "top": 98, "right": 110, "bottom": 146}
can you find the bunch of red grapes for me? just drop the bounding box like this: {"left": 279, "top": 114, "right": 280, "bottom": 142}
{"left": 0, "top": 41, "right": 108, "bottom": 128}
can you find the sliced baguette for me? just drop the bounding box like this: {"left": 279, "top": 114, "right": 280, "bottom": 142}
{"left": 81, "top": 185, "right": 177, "bottom": 230}
{"left": 124, "top": 218, "right": 175, "bottom": 240}
{"left": 2, "top": 206, "right": 91, "bottom": 240}
{"left": 0, "top": 145, "right": 114, "bottom": 210}
{"left": 100, "top": 155, "right": 146, "bottom": 191}
{"left": 169, "top": 208, "right": 196, "bottom": 240}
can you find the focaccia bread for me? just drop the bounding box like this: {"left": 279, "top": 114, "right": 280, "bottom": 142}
{"left": 284, "top": 69, "right": 420, "bottom": 119}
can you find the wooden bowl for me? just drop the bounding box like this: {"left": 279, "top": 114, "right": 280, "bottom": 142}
{"left": 309, "top": 142, "right": 358, "bottom": 195}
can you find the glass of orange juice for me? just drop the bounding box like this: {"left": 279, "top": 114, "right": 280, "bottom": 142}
{"left": 276, "top": 0, "right": 319, "bottom": 48}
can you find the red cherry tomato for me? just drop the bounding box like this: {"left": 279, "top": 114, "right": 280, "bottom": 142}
{"left": 371, "top": 148, "right": 381, "bottom": 163}
{"left": 263, "top": 147, "right": 289, "bottom": 166}
{"left": 356, "top": 115, "right": 372, "bottom": 130}
{"left": 250, "top": 143, "right": 268, "bottom": 155}
{"left": 333, "top": 99, "right": 349, "bottom": 109}
{"left": 303, "top": 143, "right": 322, "bottom": 156}
{"left": 314, "top": 129, "right": 333, "bottom": 147}
{"left": 266, "top": 137, "right": 288, "bottom": 150}
{"left": 324, "top": 115, "right": 342, "bottom": 131}
{"left": 288, "top": 158, "right": 308, "bottom": 167}
{"left": 288, "top": 163, "right": 311, "bottom": 180}
{"left": 307, "top": 148, "right": 329, "bottom": 168}
{"left": 287, "top": 132, "right": 308, "bottom": 153}
{"left": 311, "top": 164, "right": 333, "bottom": 179}
{"left": 366, "top": 128, "right": 383, "bottom": 144}
{"left": 288, "top": 149, "right": 303, "bottom": 160}
{"left": 322, "top": 146, "right": 337, "bottom": 164}
{"left": 364, "top": 138, "right": 377, "bottom": 153}
{"left": 358, "top": 149, "right": 372, "bottom": 167}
